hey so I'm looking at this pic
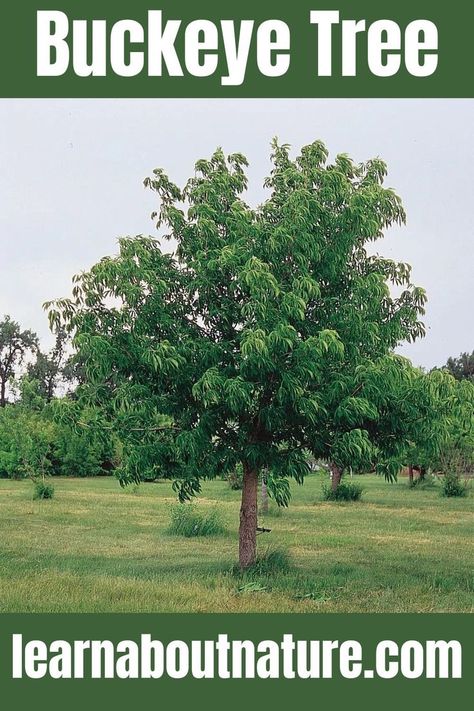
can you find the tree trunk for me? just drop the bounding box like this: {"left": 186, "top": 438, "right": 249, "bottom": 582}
{"left": 261, "top": 474, "right": 269, "bottom": 514}
{"left": 419, "top": 466, "right": 426, "bottom": 482}
{"left": 408, "top": 464, "right": 414, "bottom": 487}
{"left": 0, "top": 379, "right": 6, "bottom": 408}
{"left": 239, "top": 462, "right": 259, "bottom": 569}
{"left": 330, "top": 462, "right": 343, "bottom": 492}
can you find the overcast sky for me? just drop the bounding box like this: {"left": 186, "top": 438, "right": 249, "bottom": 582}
{"left": 0, "top": 99, "right": 472, "bottom": 369}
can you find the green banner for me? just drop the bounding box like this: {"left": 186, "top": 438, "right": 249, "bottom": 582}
{"left": 0, "top": 0, "right": 473, "bottom": 97}
{"left": 0, "top": 614, "right": 472, "bottom": 708}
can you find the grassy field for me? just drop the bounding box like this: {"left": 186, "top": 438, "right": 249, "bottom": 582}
{"left": 0, "top": 474, "right": 472, "bottom": 613}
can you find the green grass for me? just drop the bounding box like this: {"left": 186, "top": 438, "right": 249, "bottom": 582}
{"left": 0, "top": 474, "right": 472, "bottom": 613}
{"left": 167, "top": 502, "right": 226, "bottom": 537}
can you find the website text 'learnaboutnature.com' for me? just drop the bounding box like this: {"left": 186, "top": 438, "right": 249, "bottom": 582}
{"left": 11, "top": 634, "right": 462, "bottom": 680}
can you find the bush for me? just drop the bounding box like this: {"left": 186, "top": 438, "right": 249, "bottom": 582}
{"left": 322, "top": 480, "right": 363, "bottom": 501}
{"left": 168, "top": 503, "right": 226, "bottom": 537}
{"left": 33, "top": 480, "right": 55, "bottom": 500}
{"left": 441, "top": 471, "right": 468, "bottom": 498}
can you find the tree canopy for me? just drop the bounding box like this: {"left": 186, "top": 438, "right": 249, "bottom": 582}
{"left": 48, "top": 139, "right": 428, "bottom": 567}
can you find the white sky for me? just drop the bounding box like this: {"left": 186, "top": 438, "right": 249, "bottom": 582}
{"left": 0, "top": 99, "right": 472, "bottom": 369}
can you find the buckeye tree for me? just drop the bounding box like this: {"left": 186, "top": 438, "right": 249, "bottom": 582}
{"left": 48, "top": 140, "right": 426, "bottom": 568}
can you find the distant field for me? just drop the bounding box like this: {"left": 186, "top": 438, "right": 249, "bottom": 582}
{"left": 0, "top": 474, "right": 472, "bottom": 613}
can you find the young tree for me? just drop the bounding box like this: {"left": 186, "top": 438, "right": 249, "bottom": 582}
{"left": 0, "top": 315, "right": 38, "bottom": 407}
{"left": 48, "top": 140, "right": 426, "bottom": 568}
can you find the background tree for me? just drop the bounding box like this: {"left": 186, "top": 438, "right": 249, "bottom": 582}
{"left": 432, "top": 376, "right": 474, "bottom": 480}
{"left": 27, "top": 327, "right": 68, "bottom": 401}
{"left": 444, "top": 351, "right": 474, "bottom": 383}
{"left": 48, "top": 140, "right": 426, "bottom": 569}
{"left": 361, "top": 363, "right": 458, "bottom": 485}
{"left": 375, "top": 365, "right": 474, "bottom": 485}
{"left": 0, "top": 315, "right": 38, "bottom": 407}
{"left": 61, "top": 350, "right": 87, "bottom": 392}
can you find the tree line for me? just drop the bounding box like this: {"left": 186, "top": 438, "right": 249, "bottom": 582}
{"left": 0, "top": 318, "right": 117, "bottom": 482}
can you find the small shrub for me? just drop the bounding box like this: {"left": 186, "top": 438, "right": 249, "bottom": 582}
{"left": 33, "top": 480, "right": 55, "bottom": 500}
{"left": 168, "top": 503, "right": 226, "bottom": 537}
{"left": 322, "top": 480, "right": 363, "bottom": 501}
{"left": 441, "top": 471, "right": 468, "bottom": 498}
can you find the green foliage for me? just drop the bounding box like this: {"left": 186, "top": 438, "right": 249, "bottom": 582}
{"left": 413, "top": 377, "right": 474, "bottom": 478}
{"left": 52, "top": 400, "right": 118, "bottom": 477}
{"left": 264, "top": 470, "right": 292, "bottom": 507}
{"left": 0, "top": 397, "right": 119, "bottom": 479}
{"left": 0, "top": 406, "right": 56, "bottom": 479}
{"left": 366, "top": 363, "right": 474, "bottom": 483}
{"left": 167, "top": 503, "right": 226, "bottom": 537}
{"left": 48, "top": 140, "right": 427, "bottom": 495}
{"left": 0, "top": 315, "right": 38, "bottom": 407}
{"left": 441, "top": 472, "right": 468, "bottom": 498}
{"left": 322, "top": 480, "right": 363, "bottom": 501}
{"left": 444, "top": 351, "right": 474, "bottom": 383}
{"left": 33, "top": 480, "right": 55, "bottom": 500}
{"left": 47, "top": 137, "right": 433, "bottom": 566}
{"left": 26, "top": 328, "right": 69, "bottom": 401}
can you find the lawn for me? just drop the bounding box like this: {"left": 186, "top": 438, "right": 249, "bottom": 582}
{"left": 0, "top": 474, "right": 472, "bottom": 613}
